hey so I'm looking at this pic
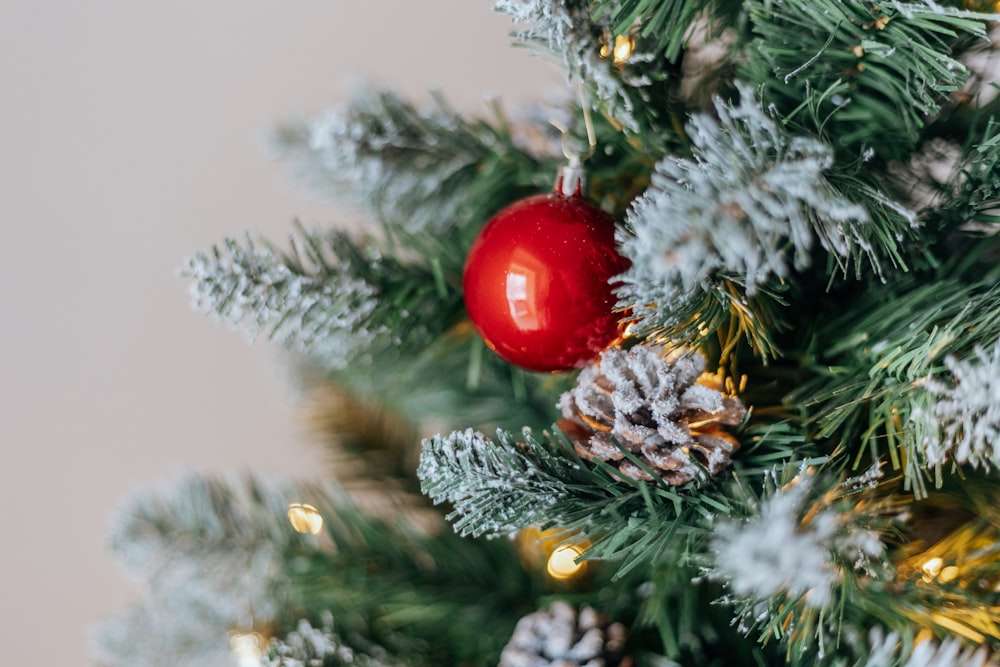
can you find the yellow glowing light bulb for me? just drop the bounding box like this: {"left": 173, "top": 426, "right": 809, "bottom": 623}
{"left": 921, "top": 556, "right": 944, "bottom": 582}
{"left": 612, "top": 35, "right": 634, "bottom": 64}
{"left": 287, "top": 502, "right": 323, "bottom": 535}
{"left": 938, "top": 566, "right": 960, "bottom": 584}
{"left": 546, "top": 544, "right": 587, "bottom": 580}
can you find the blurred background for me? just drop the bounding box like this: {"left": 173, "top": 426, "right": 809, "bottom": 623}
{"left": 0, "top": 2, "right": 555, "bottom": 664}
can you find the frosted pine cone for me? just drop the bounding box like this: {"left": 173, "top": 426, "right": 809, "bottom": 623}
{"left": 558, "top": 345, "right": 745, "bottom": 486}
{"left": 499, "top": 601, "right": 629, "bottom": 667}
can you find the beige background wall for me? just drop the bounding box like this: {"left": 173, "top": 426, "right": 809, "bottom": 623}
{"left": 0, "top": 2, "right": 555, "bottom": 664}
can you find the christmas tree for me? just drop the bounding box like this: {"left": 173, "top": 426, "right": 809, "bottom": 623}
{"left": 95, "top": 2, "right": 1000, "bottom": 666}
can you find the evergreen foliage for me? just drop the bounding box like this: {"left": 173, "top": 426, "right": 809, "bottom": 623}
{"left": 744, "top": 0, "right": 987, "bottom": 161}
{"left": 496, "top": 0, "right": 661, "bottom": 133}
{"left": 93, "top": 474, "right": 310, "bottom": 667}
{"left": 274, "top": 89, "right": 550, "bottom": 241}
{"left": 915, "top": 339, "right": 1000, "bottom": 472}
{"left": 183, "top": 232, "right": 379, "bottom": 370}
{"left": 100, "top": 1, "right": 1000, "bottom": 666}
{"left": 796, "top": 260, "right": 1000, "bottom": 495}
{"left": 592, "top": 0, "right": 743, "bottom": 63}
{"left": 616, "top": 83, "right": 915, "bottom": 353}
{"left": 183, "top": 224, "right": 473, "bottom": 373}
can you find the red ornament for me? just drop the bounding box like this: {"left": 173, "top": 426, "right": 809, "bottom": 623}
{"left": 462, "top": 181, "right": 630, "bottom": 372}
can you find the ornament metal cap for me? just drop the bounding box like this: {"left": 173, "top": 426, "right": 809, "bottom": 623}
{"left": 552, "top": 84, "right": 596, "bottom": 198}
{"left": 557, "top": 155, "right": 586, "bottom": 197}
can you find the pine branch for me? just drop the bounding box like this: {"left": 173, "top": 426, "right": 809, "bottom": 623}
{"left": 860, "top": 627, "right": 998, "bottom": 667}
{"left": 419, "top": 421, "right": 822, "bottom": 582}
{"left": 628, "top": 276, "right": 791, "bottom": 360}
{"left": 845, "top": 477, "right": 1000, "bottom": 662}
{"left": 743, "top": 0, "right": 989, "bottom": 161}
{"left": 273, "top": 89, "right": 549, "bottom": 242}
{"left": 183, "top": 232, "right": 379, "bottom": 370}
{"left": 94, "top": 474, "right": 316, "bottom": 667}
{"left": 183, "top": 225, "right": 465, "bottom": 372}
{"left": 795, "top": 261, "right": 1000, "bottom": 494}
{"left": 592, "top": 0, "right": 743, "bottom": 63}
{"left": 932, "top": 117, "right": 1000, "bottom": 231}
{"left": 418, "top": 428, "right": 575, "bottom": 538}
{"left": 494, "top": 0, "right": 681, "bottom": 136}
{"left": 97, "top": 473, "right": 542, "bottom": 667}
{"left": 708, "top": 465, "right": 903, "bottom": 662}
{"left": 284, "top": 482, "right": 540, "bottom": 667}
{"left": 616, "top": 84, "right": 913, "bottom": 356}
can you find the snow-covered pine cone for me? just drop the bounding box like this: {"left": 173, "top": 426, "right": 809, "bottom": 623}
{"left": 499, "top": 601, "right": 629, "bottom": 667}
{"left": 558, "top": 345, "right": 746, "bottom": 486}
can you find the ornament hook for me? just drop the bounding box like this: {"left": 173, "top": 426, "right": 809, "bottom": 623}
{"left": 551, "top": 84, "right": 597, "bottom": 196}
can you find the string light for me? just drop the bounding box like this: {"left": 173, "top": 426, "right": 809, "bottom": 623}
{"left": 546, "top": 543, "right": 587, "bottom": 580}
{"left": 612, "top": 35, "right": 635, "bottom": 64}
{"left": 600, "top": 35, "right": 635, "bottom": 64}
{"left": 921, "top": 556, "right": 944, "bottom": 582}
{"left": 515, "top": 526, "right": 590, "bottom": 583}
{"left": 939, "top": 566, "right": 960, "bottom": 584}
{"left": 287, "top": 502, "right": 323, "bottom": 535}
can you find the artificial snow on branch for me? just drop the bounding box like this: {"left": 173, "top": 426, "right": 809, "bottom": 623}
{"left": 617, "top": 84, "right": 911, "bottom": 342}
{"left": 494, "top": 0, "right": 655, "bottom": 133}
{"left": 418, "top": 428, "right": 571, "bottom": 538}
{"left": 913, "top": 339, "right": 1000, "bottom": 473}
{"left": 93, "top": 474, "right": 309, "bottom": 667}
{"left": 864, "top": 627, "right": 998, "bottom": 667}
{"left": 274, "top": 89, "right": 546, "bottom": 236}
{"left": 711, "top": 469, "right": 886, "bottom": 611}
{"left": 184, "top": 233, "right": 379, "bottom": 370}
{"left": 184, "top": 225, "right": 468, "bottom": 373}
{"left": 708, "top": 465, "right": 897, "bottom": 659}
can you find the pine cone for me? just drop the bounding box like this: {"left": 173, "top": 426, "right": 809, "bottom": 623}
{"left": 558, "top": 345, "right": 745, "bottom": 486}
{"left": 499, "top": 601, "right": 629, "bottom": 667}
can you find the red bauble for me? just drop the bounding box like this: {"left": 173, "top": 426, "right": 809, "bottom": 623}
{"left": 463, "top": 189, "right": 630, "bottom": 372}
